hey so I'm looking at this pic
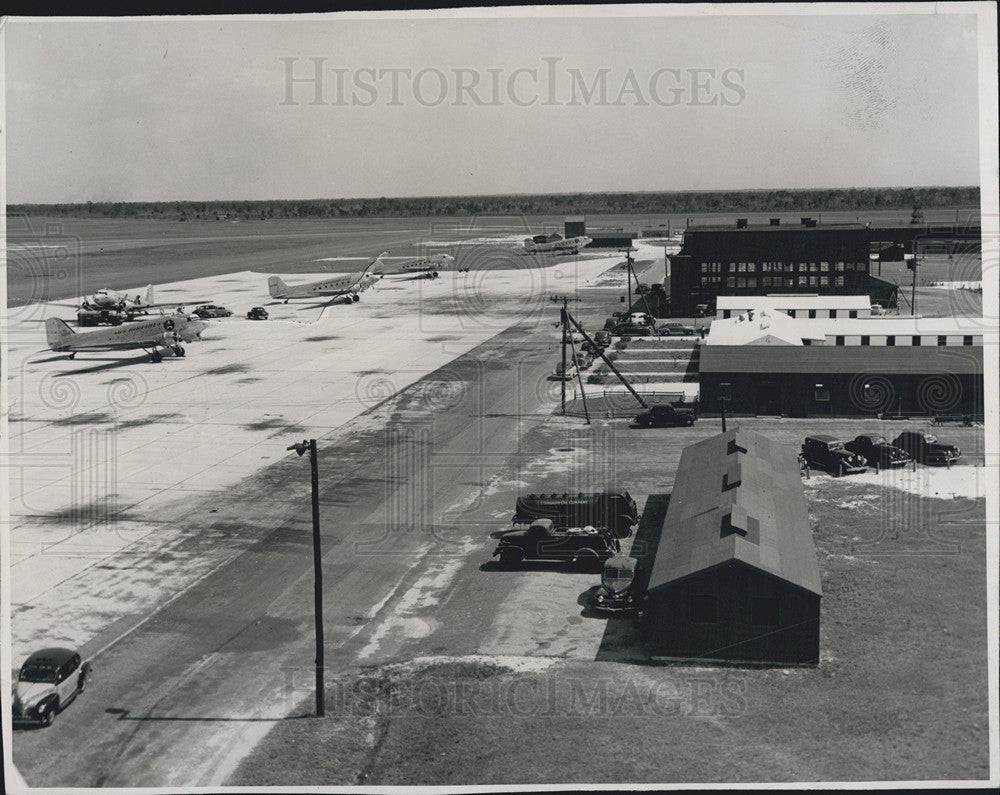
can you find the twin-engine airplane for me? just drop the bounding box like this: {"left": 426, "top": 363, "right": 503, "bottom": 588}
{"left": 267, "top": 250, "right": 456, "bottom": 302}
{"left": 522, "top": 236, "right": 592, "bottom": 254}
{"left": 371, "top": 253, "right": 456, "bottom": 278}
{"left": 46, "top": 315, "right": 208, "bottom": 363}
{"left": 267, "top": 250, "right": 388, "bottom": 303}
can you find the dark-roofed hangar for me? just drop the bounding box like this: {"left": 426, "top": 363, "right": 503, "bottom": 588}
{"left": 644, "top": 428, "right": 822, "bottom": 665}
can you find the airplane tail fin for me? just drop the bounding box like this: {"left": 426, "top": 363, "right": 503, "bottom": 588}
{"left": 142, "top": 284, "right": 154, "bottom": 306}
{"left": 45, "top": 317, "right": 76, "bottom": 350}
{"left": 366, "top": 250, "right": 391, "bottom": 276}
{"left": 267, "top": 276, "right": 288, "bottom": 298}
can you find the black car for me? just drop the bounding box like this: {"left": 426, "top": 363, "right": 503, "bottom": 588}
{"left": 635, "top": 404, "right": 695, "bottom": 427}
{"left": 892, "top": 430, "right": 961, "bottom": 466}
{"left": 613, "top": 323, "right": 653, "bottom": 337}
{"left": 593, "top": 330, "right": 612, "bottom": 348}
{"left": 844, "top": 434, "right": 910, "bottom": 468}
{"left": 491, "top": 519, "right": 620, "bottom": 570}
{"left": 246, "top": 306, "right": 269, "bottom": 320}
{"left": 193, "top": 304, "right": 233, "bottom": 319}
{"left": 801, "top": 435, "right": 867, "bottom": 476}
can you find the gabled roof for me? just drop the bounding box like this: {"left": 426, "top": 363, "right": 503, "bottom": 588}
{"left": 647, "top": 428, "right": 822, "bottom": 596}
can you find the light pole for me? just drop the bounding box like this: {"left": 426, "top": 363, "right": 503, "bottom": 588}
{"left": 287, "top": 438, "right": 325, "bottom": 717}
{"left": 904, "top": 250, "right": 917, "bottom": 316}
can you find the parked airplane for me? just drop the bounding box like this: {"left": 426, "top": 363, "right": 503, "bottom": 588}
{"left": 267, "top": 251, "right": 388, "bottom": 303}
{"left": 371, "top": 253, "right": 456, "bottom": 279}
{"left": 45, "top": 315, "right": 208, "bottom": 362}
{"left": 76, "top": 285, "right": 208, "bottom": 316}
{"left": 522, "top": 236, "right": 593, "bottom": 254}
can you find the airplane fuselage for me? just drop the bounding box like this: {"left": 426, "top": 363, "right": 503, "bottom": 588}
{"left": 522, "top": 236, "right": 593, "bottom": 254}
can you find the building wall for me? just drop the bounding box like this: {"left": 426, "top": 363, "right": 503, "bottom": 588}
{"left": 700, "top": 370, "right": 983, "bottom": 417}
{"left": 671, "top": 227, "right": 876, "bottom": 315}
{"left": 716, "top": 307, "right": 873, "bottom": 320}
{"left": 565, "top": 219, "right": 586, "bottom": 237}
{"left": 645, "top": 562, "right": 821, "bottom": 665}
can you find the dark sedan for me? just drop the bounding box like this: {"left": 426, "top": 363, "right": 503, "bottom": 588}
{"left": 845, "top": 434, "right": 910, "bottom": 468}
{"left": 892, "top": 430, "right": 961, "bottom": 466}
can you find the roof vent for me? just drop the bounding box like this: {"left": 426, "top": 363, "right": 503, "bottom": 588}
{"left": 770, "top": 218, "right": 781, "bottom": 226}
{"left": 736, "top": 218, "right": 748, "bottom": 229}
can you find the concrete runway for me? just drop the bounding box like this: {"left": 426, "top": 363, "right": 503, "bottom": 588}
{"left": 7, "top": 242, "right": 656, "bottom": 785}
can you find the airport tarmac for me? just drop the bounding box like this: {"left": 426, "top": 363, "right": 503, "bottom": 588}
{"left": 4, "top": 244, "right": 658, "bottom": 667}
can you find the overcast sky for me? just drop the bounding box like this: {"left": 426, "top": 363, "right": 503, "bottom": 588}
{"left": 2, "top": 6, "right": 992, "bottom": 203}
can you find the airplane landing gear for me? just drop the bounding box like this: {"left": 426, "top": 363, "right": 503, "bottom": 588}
{"left": 352, "top": 294, "right": 361, "bottom": 302}
{"left": 433, "top": 271, "right": 439, "bottom": 278}
{"left": 173, "top": 345, "right": 185, "bottom": 357}
{"left": 149, "top": 350, "right": 163, "bottom": 363}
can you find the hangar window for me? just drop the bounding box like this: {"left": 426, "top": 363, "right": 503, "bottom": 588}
{"left": 808, "top": 276, "right": 818, "bottom": 286}
{"left": 808, "top": 310, "right": 817, "bottom": 319}
{"left": 809, "top": 262, "right": 818, "bottom": 272}
{"left": 820, "top": 261, "right": 829, "bottom": 271}
{"left": 849, "top": 310, "right": 857, "bottom": 318}
{"left": 689, "top": 594, "right": 718, "bottom": 624}
{"left": 836, "top": 276, "right": 845, "bottom": 287}
{"left": 964, "top": 335, "right": 974, "bottom": 346}
{"left": 835, "top": 336, "right": 845, "bottom": 346}
{"left": 727, "top": 277, "right": 736, "bottom": 288}
{"left": 830, "top": 310, "right": 837, "bottom": 318}
{"left": 912, "top": 336, "right": 921, "bottom": 346}
{"left": 798, "top": 276, "right": 808, "bottom": 286}
{"left": 751, "top": 597, "right": 780, "bottom": 627}
{"left": 737, "top": 277, "right": 747, "bottom": 288}
{"left": 737, "top": 262, "right": 747, "bottom": 272}
{"left": 785, "top": 277, "right": 796, "bottom": 287}
{"left": 938, "top": 336, "right": 947, "bottom": 346}
{"left": 784, "top": 262, "right": 795, "bottom": 272}
{"left": 835, "top": 261, "right": 845, "bottom": 271}
{"left": 860, "top": 336, "right": 870, "bottom": 346}
{"left": 886, "top": 336, "right": 895, "bottom": 346}
{"left": 701, "top": 263, "right": 708, "bottom": 273}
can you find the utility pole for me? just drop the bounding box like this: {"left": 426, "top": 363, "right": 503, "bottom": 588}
{"left": 560, "top": 300, "right": 568, "bottom": 414}
{"left": 308, "top": 439, "right": 325, "bottom": 717}
{"left": 286, "top": 438, "right": 325, "bottom": 717}
{"left": 905, "top": 245, "right": 918, "bottom": 316}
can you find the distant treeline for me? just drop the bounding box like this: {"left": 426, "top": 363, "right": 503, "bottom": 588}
{"left": 7, "top": 187, "right": 980, "bottom": 220}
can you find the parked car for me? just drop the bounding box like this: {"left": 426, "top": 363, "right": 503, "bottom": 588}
{"left": 801, "top": 435, "right": 868, "bottom": 476}
{"left": 193, "top": 304, "right": 233, "bottom": 318}
{"left": 246, "top": 306, "right": 269, "bottom": 320}
{"left": 659, "top": 322, "right": 697, "bottom": 336}
{"left": 635, "top": 403, "right": 696, "bottom": 427}
{"left": 845, "top": 434, "right": 910, "bottom": 468}
{"left": 572, "top": 351, "right": 593, "bottom": 369}
{"left": 593, "top": 330, "right": 612, "bottom": 349}
{"left": 491, "top": 519, "right": 620, "bottom": 570}
{"left": 594, "top": 555, "right": 640, "bottom": 613}
{"left": 892, "top": 430, "right": 961, "bottom": 466}
{"left": 694, "top": 303, "right": 713, "bottom": 317}
{"left": 613, "top": 323, "right": 653, "bottom": 337}
{"left": 512, "top": 491, "right": 639, "bottom": 539}
{"left": 12, "top": 648, "right": 92, "bottom": 727}
{"left": 629, "top": 312, "right": 653, "bottom": 326}
{"left": 636, "top": 283, "right": 650, "bottom": 295}
{"left": 550, "top": 362, "right": 579, "bottom": 381}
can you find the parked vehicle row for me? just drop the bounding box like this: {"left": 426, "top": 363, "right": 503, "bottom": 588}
{"left": 801, "top": 430, "right": 961, "bottom": 476}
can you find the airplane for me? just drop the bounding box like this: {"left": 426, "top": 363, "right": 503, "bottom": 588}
{"left": 45, "top": 314, "right": 208, "bottom": 363}
{"left": 370, "top": 253, "right": 456, "bottom": 279}
{"left": 522, "top": 236, "right": 593, "bottom": 254}
{"left": 74, "top": 285, "right": 209, "bottom": 317}
{"left": 267, "top": 251, "right": 388, "bottom": 303}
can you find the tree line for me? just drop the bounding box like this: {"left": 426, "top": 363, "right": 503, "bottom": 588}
{"left": 7, "top": 187, "right": 980, "bottom": 221}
